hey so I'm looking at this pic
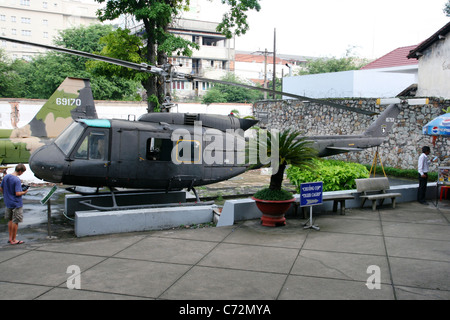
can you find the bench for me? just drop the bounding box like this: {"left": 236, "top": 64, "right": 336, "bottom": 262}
{"left": 323, "top": 193, "right": 355, "bottom": 215}
{"left": 355, "top": 177, "right": 402, "bottom": 211}
{"left": 294, "top": 192, "right": 355, "bottom": 217}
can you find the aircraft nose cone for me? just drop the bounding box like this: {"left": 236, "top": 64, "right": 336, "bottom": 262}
{"left": 29, "top": 144, "right": 65, "bottom": 183}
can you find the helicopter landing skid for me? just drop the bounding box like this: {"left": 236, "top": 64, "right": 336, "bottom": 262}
{"left": 77, "top": 187, "right": 213, "bottom": 212}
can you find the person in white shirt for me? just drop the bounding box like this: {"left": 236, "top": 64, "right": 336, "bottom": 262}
{"left": 417, "top": 146, "right": 431, "bottom": 204}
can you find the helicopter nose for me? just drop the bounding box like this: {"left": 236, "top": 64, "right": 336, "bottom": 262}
{"left": 29, "top": 144, "right": 65, "bottom": 183}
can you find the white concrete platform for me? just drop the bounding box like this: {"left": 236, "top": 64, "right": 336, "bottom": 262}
{"left": 75, "top": 205, "right": 214, "bottom": 237}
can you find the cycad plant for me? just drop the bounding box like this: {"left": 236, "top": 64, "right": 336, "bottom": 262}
{"left": 254, "top": 129, "right": 318, "bottom": 200}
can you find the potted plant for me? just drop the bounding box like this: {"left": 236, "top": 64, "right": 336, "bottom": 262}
{"left": 252, "top": 129, "right": 317, "bottom": 227}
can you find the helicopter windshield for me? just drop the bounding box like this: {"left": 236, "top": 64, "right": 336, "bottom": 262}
{"left": 54, "top": 122, "right": 85, "bottom": 156}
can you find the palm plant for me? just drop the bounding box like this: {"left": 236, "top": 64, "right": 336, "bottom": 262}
{"left": 254, "top": 129, "right": 318, "bottom": 200}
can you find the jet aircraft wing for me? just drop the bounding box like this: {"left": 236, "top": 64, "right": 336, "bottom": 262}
{"left": 326, "top": 146, "right": 365, "bottom": 152}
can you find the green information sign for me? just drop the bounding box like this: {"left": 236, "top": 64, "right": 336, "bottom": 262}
{"left": 40, "top": 185, "right": 58, "bottom": 205}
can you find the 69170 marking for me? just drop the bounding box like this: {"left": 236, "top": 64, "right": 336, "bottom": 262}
{"left": 56, "top": 97, "right": 81, "bottom": 106}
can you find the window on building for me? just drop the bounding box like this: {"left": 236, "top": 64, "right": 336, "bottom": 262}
{"left": 202, "top": 82, "right": 212, "bottom": 91}
{"left": 43, "top": 19, "right": 48, "bottom": 26}
{"left": 11, "top": 16, "right": 16, "bottom": 23}
{"left": 202, "top": 37, "right": 218, "bottom": 46}
{"left": 20, "top": 0, "right": 30, "bottom": 6}
{"left": 172, "top": 81, "right": 185, "bottom": 90}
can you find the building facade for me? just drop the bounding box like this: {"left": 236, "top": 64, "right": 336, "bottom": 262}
{"left": 0, "top": 0, "right": 101, "bottom": 60}
{"left": 283, "top": 46, "right": 419, "bottom": 99}
{"left": 234, "top": 51, "right": 307, "bottom": 85}
{"left": 167, "top": 18, "right": 235, "bottom": 101}
{"left": 408, "top": 22, "right": 450, "bottom": 99}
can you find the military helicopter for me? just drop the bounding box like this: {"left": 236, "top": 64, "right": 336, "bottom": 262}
{"left": 0, "top": 77, "right": 97, "bottom": 164}
{"left": 28, "top": 104, "right": 399, "bottom": 191}
{"left": 1, "top": 36, "right": 399, "bottom": 200}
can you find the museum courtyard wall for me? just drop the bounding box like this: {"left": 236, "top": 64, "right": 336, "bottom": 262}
{"left": 254, "top": 99, "right": 450, "bottom": 170}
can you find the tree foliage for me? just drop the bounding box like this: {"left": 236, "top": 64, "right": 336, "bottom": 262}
{"left": 253, "top": 130, "right": 317, "bottom": 200}
{"left": 93, "top": 0, "right": 261, "bottom": 111}
{"left": 201, "top": 73, "right": 262, "bottom": 104}
{"left": 445, "top": 0, "right": 450, "bottom": 16}
{"left": 296, "top": 48, "right": 369, "bottom": 75}
{"left": 1, "top": 25, "right": 141, "bottom": 100}
{"left": 286, "top": 159, "right": 369, "bottom": 192}
{"left": 0, "top": 49, "right": 27, "bottom": 98}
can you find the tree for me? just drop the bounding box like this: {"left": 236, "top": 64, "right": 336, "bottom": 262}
{"left": 93, "top": 0, "right": 261, "bottom": 112}
{"left": 0, "top": 49, "right": 27, "bottom": 98}
{"left": 201, "top": 73, "right": 262, "bottom": 104}
{"left": 296, "top": 48, "right": 369, "bottom": 75}
{"left": 253, "top": 129, "right": 317, "bottom": 201}
{"left": 266, "top": 130, "right": 317, "bottom": 192}
{"left": 7, "top": 25, "right": 141, "bottom": 100}
{"left": 445, "top": 0, "right": 450, "bottom": 16}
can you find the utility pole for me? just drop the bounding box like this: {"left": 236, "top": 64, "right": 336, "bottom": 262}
{"left": 272, "top": 28, "right": 276, "bottom": 99}
{"left": 254, "top": 49, "right": 273, "bottom": 100}
{"left": 264, "top": 48, "right": 268, "bottom": 99}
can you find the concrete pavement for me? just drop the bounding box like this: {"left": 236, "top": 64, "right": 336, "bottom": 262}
{"left": 0, "top": 199, "right": 449, "bottom": 301}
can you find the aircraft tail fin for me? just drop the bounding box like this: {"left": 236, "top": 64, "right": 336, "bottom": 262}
{"left": 26, "top": 77, "right": 97, "bottom": 138}
{"left": 364, "top": 104, "right": 401, "bottom": 138}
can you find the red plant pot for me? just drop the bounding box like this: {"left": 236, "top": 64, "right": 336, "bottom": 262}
{"left": 252, "top": 197, "right": 295, "bottom": 227}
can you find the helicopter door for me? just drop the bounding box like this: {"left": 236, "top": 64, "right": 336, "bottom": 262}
{"left": 116, "top": 129, "right": 138, "bottom": 181}
{"left": 68, "top": 128, "right": 110, "bottom": 183}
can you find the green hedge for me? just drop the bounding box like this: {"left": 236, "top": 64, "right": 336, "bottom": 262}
{"left": 364, "top": 165, "right": 437, "bottom": 181}
{"left": 286, "top": 159, "right": 370, "bottom": 192}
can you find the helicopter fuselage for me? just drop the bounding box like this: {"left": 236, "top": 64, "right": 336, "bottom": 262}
{"left": 30, "top": 114, "right": 256, "bottom": 190}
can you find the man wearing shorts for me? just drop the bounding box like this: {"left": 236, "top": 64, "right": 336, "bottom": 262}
{"left": 0, "top": 164, "right": 28, "bottom": 245}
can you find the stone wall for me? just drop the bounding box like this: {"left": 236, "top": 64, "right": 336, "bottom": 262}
{"left": 254, "top": 99, "right": 450, "bottom": 170}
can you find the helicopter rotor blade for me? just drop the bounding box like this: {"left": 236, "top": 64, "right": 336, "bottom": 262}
{"left": 0, "top": 36, "right": 377, "bottom": 116}
{"left": 0, "top": 36, "right": 168, "bottom": 76}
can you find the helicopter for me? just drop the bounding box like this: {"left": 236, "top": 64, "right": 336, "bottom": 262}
{"left": 0, "top": 77, "right": 97, "bottom": 164}
{"left": 0, "top": 36, "right": 398, "bottom": 197}
{"left": 28, "top": 103, "right": 399, "bottom": 193}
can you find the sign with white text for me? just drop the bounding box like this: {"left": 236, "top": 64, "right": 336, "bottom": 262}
{"left": 300, "top": 181, "right": 323, "bottom": 207}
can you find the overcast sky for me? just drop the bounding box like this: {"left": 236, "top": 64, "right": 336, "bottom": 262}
{"left": 186, "top": 0, "right": 450, "bottom": 59}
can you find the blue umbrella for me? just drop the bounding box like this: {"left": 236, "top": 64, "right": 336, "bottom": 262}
{"left": 423, "top": 113, "right": 450, "bottom": 136}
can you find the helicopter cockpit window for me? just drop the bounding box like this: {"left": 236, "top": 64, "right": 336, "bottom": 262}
{"left": 74, "top": 130, "right": 108, "bottom": 161}
{"left": 146, "top": 138, "right": 172, "bottom": 161}
{"left": 54, "top": 122, "right": 85, "bottom": 156}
